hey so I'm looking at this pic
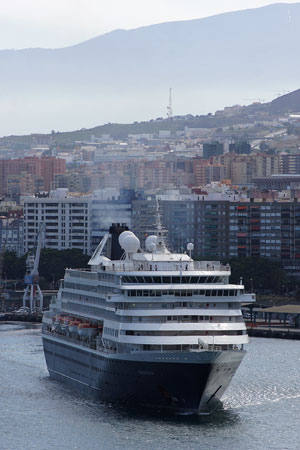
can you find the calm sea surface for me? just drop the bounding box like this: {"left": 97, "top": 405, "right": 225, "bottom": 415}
{"left": 1, "top": 322, "right": 299, "bottom": 450}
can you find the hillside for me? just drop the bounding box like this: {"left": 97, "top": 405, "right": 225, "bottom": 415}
{"left": 2, "top": 85, "right": 300, "bottom": 146}
{"left": 268, "top": 89, "right": 300, "bottom": 114}
{"left": 0, "top": 115, "right": 255, "bottom": 146}
{"left": 1, "top": 3, "right": 300, "bottom": 136}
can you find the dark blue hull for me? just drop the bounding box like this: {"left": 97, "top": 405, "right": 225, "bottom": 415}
{"left": 43, "top": 334, "right": 244, "bottom": 414}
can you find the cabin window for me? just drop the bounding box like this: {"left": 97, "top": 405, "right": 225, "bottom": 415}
{"left": 162, "top": 277, "right": 171, "bottom": 283}
{"left": 172, "top": 277, "right": 180, "bottom": 283}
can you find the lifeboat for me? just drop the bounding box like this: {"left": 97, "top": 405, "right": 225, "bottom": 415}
{"left": 78, "top": 323, "right": 90, "bottom": 336}
{"left": 61, "top": 317, "right": 71, "bottom": 330}
{"left": 69, "top": 320, "right": 81, "bottom": 333}
{"left": 78, "top": 322, "right": 98, "bottom": 337}
{"left": 54, "top": 315, "right": 61, "bottom": 325}
{"left": 86, "top": 324, "right": 98, "bottom": 337}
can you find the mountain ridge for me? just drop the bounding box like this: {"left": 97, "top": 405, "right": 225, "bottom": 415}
{"left": 0, "top": 3, "right": 300, "bottom": 136}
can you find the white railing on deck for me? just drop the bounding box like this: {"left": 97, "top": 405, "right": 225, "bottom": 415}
{"left": 89, "top": 261, "right": 230, "bottom": 273}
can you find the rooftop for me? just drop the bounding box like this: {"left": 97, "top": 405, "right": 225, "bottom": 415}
{"left": 262, "top": 305, "right": 300, "bottom": 314}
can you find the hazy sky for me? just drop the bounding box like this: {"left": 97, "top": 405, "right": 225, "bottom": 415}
{"left": 1, "top": 0, "right": 299, "bottom": 49}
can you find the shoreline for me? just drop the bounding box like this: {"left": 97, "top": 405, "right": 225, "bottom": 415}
{"left": 0, "top": 313, "right": 42, "bottom": 322}
{"left": 247, "top": 327, "right": 300, "bottom": 340}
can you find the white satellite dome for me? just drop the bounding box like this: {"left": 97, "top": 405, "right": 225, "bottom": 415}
{"left": 118, "top": 231, "right": 134, "bottom": 248}
{"left": 148, "top": 242, "right": 156, "bottom": 253}
{"left": 187, "top": 243, "right": 194, "bottom": 251}
{"left": 145, "top": 235, "right": 158, "bottom": 250}
{"left": 122, "top": 234, "right": 140, "bottom": 253}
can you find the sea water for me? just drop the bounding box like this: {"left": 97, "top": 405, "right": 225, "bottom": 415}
{"left": 0, "top": 322, "right": 299, "bottom": 450}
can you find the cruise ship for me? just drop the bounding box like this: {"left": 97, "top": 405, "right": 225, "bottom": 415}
{"left": 42, "top": 223, "right": 255, "bottom": 414}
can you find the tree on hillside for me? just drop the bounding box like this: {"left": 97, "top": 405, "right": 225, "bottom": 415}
{"left": 2, "top": 249, "right": 90, "bottom": 288}
{"left": 2, "top": 251, "right": 27, "bottom": 280}
{"left": 228, "top": 257, "right": 287, "bottom": 294}
{"left": 39, "top": 249, "right": 90, "bottom": 285}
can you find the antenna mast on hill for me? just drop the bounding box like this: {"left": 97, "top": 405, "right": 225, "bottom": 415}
{"left": 167, "top": 88, "right": 173, "bottom": 120}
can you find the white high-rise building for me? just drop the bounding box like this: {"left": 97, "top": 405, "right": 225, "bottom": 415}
{"left": 23, "top": 188, "right": 132, "bottom": 255}
{"left": 23, "top": 189, "right": 91, "bottom": 254}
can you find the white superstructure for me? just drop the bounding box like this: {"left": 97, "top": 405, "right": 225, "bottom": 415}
{"left": 56, "top": 230, "right": 254, "bottom": 355}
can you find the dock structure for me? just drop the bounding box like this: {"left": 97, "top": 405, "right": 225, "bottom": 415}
{"left": 247, "top": 327, "right": 300, "bottom": 340}
{"left": 246, "top": 304, "right": 300, "bottom": 339}
{"left": 262, "top": 304, "right": 300, "bottom": 328}
{"left": 0, "top": 313, "right": 42, "bottom": 322}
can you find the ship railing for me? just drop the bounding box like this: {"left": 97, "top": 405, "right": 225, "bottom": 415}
{"left": 120, "top": 317, "right": 243, "bottom": 324}
{"left": 192, "top": 262, "right": 230, "bottom": 271}
{"left": 43, "top": 329, "right": 241, "bottom": 353}
{"left": 121, "top": 304, "right": 240, "bottom": 310}
{"left": 85, "top": 261, "right": 231, "bottom": 273}
{"left": 43, "top": 329, "right": 97, "bottom": 349}
{"left": 98, "top": 344, "right": 239, "bottom": 354}
{"left": 66, "top": 268, "right": 95, "bottom": 274}
{"left": 65, "top": 262, "right": 231, "bottom": 273}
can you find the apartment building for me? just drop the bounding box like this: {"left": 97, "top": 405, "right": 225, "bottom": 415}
{"left": 0, "top": 156, "right": 66, "bottom": 196}
{"left": 228, "top": 201, "right": 300, "bottom": 258}
{"left": 0, "top": 217, "right": 24, "bottom": 257}
{"left": 132, "top": 188, "right": 239, "bottom": 259}
{"left": 212, "top": 153, "right": 280, "bottom": 185}
{"left": 132, "top": 188, "right": 300, "bottom": 275}
{"left": 280, "top": 154, "right": 300, "bottom": 174}
{"left": 23, "top": 189, "right": 91, "bottom": 254}
{"left": 55, "top": 172, "right": 92, "bottom": 193}
{"left": 202, "top": 142, "right": 224, "bottom": 159}
{"left": 193, "top": 159, "right": 225, "bottom": 186}
{"left": 23, "top": 188, "right": 133, "bottom": 255}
